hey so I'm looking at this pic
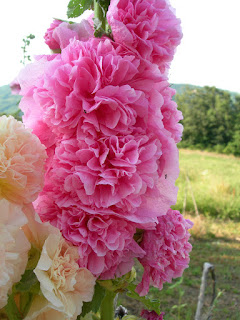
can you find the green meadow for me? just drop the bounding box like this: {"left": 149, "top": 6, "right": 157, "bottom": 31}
{"left": 173, "top": 149, "right": 240, "bottom": 220}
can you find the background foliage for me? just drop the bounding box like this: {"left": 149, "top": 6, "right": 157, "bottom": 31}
{"left": 174, "top": 85, "right": 240, "bottom": 156}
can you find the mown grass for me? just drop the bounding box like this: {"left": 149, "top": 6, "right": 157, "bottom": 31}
{"left": 119, "top": 150, "right": 240, "bottom": 319}
{"left": 173, "top": 149, "right": 240, "bottom": 220}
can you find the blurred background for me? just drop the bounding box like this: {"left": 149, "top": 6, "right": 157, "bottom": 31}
{"left": 0, "top": 0, "right": 239, "bottom": 319}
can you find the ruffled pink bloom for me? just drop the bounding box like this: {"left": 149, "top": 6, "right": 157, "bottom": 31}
{"left": 44, "top": 19, "right": 93, "bottom": 51}
{"left": 107, "top": 0, "right": 182, "bottom": 72}
{"left": 141, "top": 310, "right": 165, "bottom": 320}
{"left": 47, "top": 134, "right": 162, "bottom": 211}
{"left": 35, "top": 196, "right": 145, "bottom": 279}
{"left": 136, "top": 209, "right": 193, "bottom": 296}
{"left": 44, "top": 19, "right": 63, "bottom": 50}
{"left": 0, "top": 116, "right": 47, "bottom": 205}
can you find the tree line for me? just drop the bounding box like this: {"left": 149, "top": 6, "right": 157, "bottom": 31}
{"left": 176, "top": 86, "right": 240, "bottom": 156}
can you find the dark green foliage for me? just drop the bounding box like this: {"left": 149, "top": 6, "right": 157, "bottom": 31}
{"left": 176, "top": 85, "right": 240, "bottom": 155}
{"left": 126, "top": 283, "right": 161, "bottom": 315}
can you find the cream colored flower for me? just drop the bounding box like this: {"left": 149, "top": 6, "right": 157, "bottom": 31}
{"left": 0, "top": 115, "right": 46, "bottom": 205}
{"left": 25, "top": 231, "right": 96, "bottom": 320}
{"left": 0, "top": 198, "right": 31, "bottom": 309}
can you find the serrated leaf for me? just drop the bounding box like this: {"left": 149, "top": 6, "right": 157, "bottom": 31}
{"left": 67, "top": 0, "right": 93, "bottom": 18}
{"left": 4, "top": 294, "right": 22, "bottom": 320}
{"left": 14, "top": 270, "right": 39, "bottom": 294}
{"left": 126, "top": 284, "right": 161, "bottom": 315}
{"left": 78, "top": 283, "right": 106, "bottom": 318}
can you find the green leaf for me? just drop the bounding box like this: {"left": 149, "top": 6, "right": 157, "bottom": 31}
{"left": 126, "top": 284, "right": 161, "bottom": 315}
{"left": 26, "top": 245, "right": 41, "bottom": 270}
{"left": 20, "top": 292, "right": 35, "bottom": 317}
{"left": 78, "top": 283, "right": 106, "bottom": 318}
{"left": 14, "top": 270, "right": 40, "bottom": 294}
{"left": 4, "top": 294, "right": 22, "bottom": 320}
{"left": 67, "top": 0, "right": 93, "bottom": 18}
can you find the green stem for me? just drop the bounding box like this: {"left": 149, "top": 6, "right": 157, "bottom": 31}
{"left": 94, "top": 0, "right": 106, "bottom": 32}
{"left": 100, "top": 290, "right": 116, "bottom": 320}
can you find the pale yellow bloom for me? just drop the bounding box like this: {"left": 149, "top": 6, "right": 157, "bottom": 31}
{"left": 0, "top": 115, "right": 46, "bottom": 205}
{"left": 0, "top": 199, "right": 30, "bottom": 308}
{"left": 24, "top": 221, "right": 96, "bottom": 320}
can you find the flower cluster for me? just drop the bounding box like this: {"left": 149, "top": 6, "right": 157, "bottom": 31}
{"left": 17, "top": 0, "right": 191, "bottom": 299}
{"left": 137, "top": 209, "right": 193, "bottom": 296}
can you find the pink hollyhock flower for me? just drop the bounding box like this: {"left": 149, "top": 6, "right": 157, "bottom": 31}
{"left": 107, "top": 0, "right": 182, "bottom": 72}
{"left": 35, "top": 195, "right": 145, "bottom": 279}
{"left": 46, "top": 134, "right": 162, "bottom": 212}
{"left": 0, "top": 116, "right": 47, "bottom": 205}
{"left": 44, "top": 19, "right": 93, "bottom": 51}
{"left": 0, "top": 199, "right": 30, "bottom": 309}
{"left": 10, "top": 77, "right": 21, "bottom": 95}
{"left": 141, "top": 310, "right": 165, "bottom": 320}
{"left": 136, "top": 209, "right": 193, "bottom": 296}
{"left": 44, "top": 19, "right": 63, "bottom": 50}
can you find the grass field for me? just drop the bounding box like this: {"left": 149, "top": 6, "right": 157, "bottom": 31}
{"left": 119, "top": 149, "right": 240, "bottom": 319}
{"left": 173, "top": 149, "right": 240, "bottom": 220}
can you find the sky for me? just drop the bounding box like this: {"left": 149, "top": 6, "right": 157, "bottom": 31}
{"left": 0, "top": 0, "right": 240, "bottom": 93}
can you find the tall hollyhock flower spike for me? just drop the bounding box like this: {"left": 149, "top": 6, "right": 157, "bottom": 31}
{"left": 0, "top": 116, "right": 47, "bottom": 205}
{"left": 0, "top": 199, "right": 30, "bottom": 309}
{"left": 19, "top": 37, "right": 181, "bottom": 280}
{"left": 19, "top": 38, "right": 179, "bottom": 221}
{"left": 107, "top": 0, "right": 182, "bottom": 73}
{"left": 136, "top": 209, "right": 193, "bottom": 296}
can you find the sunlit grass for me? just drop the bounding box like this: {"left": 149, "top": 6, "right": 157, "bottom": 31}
{"left": 173, "top": 149, "right": 240, "bottom": 219}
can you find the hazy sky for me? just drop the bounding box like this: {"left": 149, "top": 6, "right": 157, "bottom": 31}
{"left": 0, "top": 0, "right": 240, "bottom": 93}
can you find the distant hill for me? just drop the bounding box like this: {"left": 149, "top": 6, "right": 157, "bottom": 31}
{"left": 171, "top": 83, "right": 239, "bottom": 100}
{"left": 0, "top": 85, "right": 21, "bottom": 115}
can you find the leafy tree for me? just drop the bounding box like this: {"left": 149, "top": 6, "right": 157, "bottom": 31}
{"left": 176, "top": 86, "right": 237, "bottom": 152}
